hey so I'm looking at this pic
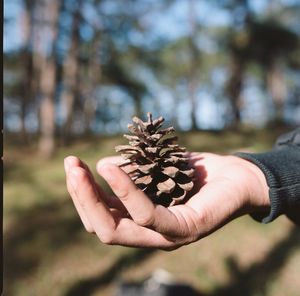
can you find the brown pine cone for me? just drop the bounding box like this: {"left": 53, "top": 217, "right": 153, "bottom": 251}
{"left": 115, "top": 112, "right": 194, "bottom": 207}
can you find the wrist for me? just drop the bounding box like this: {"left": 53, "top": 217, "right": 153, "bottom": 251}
{"left": 235, "top": 156, "right": 270, "bottom": 211}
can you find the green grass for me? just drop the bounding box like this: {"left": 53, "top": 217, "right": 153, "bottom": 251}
{"left": 4, "top": 128, "right": 300, "bottom": 296}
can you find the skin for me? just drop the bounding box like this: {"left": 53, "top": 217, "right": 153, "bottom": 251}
{"left": 64, "top": 153, "right": 270, "bottom": 251}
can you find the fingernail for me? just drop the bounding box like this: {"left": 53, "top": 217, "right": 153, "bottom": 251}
{"left": 64, "top": 157, "right": 70, "bottom": 171}
{"left": 69, "top": 170, "right": 79, "bottom": 190}
{"left": 98, "top": 164, "right": 114, "bottom": 183}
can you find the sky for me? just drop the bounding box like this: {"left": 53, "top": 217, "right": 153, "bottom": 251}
{"left": 4, "top": 0, "right": 23, "bottom": 52}
{"left": 3, "top": 0, "right": 236, "bottom": 52}
{"left": 5, "top": 0, "right": 300, "bottom": 51}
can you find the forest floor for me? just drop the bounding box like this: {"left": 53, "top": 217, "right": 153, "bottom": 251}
{"left": 4, "top": 126, "right": 300, "bottom": 296}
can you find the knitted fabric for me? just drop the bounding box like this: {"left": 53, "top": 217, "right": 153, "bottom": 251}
{"left": 236, "top": 128, "right": 300, "bottom": 224}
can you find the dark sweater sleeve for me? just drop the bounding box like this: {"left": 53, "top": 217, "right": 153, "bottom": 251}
{"left": 235, "top": 128, "right": 300, "bottom": 225}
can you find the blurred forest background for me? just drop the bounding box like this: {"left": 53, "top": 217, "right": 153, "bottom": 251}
{"left": 4, "top": 0, "right": 300, "bottom": 296}
{"left": 4, "top": 0, "right": 300, "bottom": 157}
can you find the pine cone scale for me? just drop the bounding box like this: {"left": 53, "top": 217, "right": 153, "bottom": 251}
{"left": 157, "top": 178, "right": 176, "bottom": 194}
{"left": 135, "top": 175, "right": 152, "bottom": 185}
{"left": 178, "top": 181, "right": 194, "bottom": 191}
{"left": 162, "top": 166, "right": 179, "bottom": 178}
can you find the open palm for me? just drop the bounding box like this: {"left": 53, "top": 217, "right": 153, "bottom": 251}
{"left": 64, "top": 152, "right": 269, "bottom": 250}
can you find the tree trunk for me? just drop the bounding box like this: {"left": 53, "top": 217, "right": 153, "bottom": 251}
{"left": 61, "top": 0, "right": 82, "bottom": 145}
{"left": 20, "top": 0, "right": 35, "bottom": 143}
{"left": 226, "top": 54, "right": 245, "bottom": 126}
{"left": 20, "top": 91, "right": 29, "bottom": 143}
{"left": 188, "top": 0, "right": 200, "bottom": 130}
{"left": 83, "top": 27, "right": 101, "bottom": 135}
{"left": 225, "top": 0, "right": 251, "bottom": 128}
{"left": 187, "top": 79, "right": 198, "bottom": 130}
{"left": 39, "top": 58, "right": 57, "bottom": 157}
{"left": 133, "top": 93, "right": 143, "bottom": 119}
{"left": 38, "top": 0, "right": 60, "bottom": 158}
{"left": 267, "top": 61, "right": 286, "bottom": 122}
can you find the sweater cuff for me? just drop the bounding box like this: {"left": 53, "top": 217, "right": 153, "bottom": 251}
{"left": 235, "top": 147, "right": 300, "bottom": 224}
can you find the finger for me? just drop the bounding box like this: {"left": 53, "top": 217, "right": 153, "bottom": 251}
{"left": 97, "top": 163, "right": 155, "bottom": 223}
{"left": 65, "top": 156, "right": 127, "bottom": 213}
{"left": 97, "top": 156, "right": 124, "bottom": 166}
{"left": 69, "top": 166, "right": 118, "bottom": 241}
{"left": 66, "top": 156, "right": 104, "bottom": 197}
{"left": 103, "top": 217, "right": 178, "bottom": 249}
{"left": 65, "top": 155, "right": 94, "bottom": 177}
{"left": 67, "top": 159, "right": 181, "bottom": 248}
{"left": 97, "top": 163, "right": 184, "bottom": 236}
{"left": 97, "top": 156, "right": 138, "bottom": 174}
{"left": 64, "top": 157, "right": 94, "bottom": 233}
{"left": 64, "top": 156, "right": 126, "bottom": 227}
{"left": 102, "top": 195, "right": 129, "bottom": 215}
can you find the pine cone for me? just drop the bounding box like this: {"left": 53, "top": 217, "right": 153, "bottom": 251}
{"left": 115, "top": 112, "right": 194, "bottom": 207}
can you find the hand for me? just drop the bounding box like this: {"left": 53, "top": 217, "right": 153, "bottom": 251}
{"left": 64, "top": 152, "right": 269, "bottom": 250}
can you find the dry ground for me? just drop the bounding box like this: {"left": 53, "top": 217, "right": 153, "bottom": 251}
{"left": 4, "top": 127, "right": 300, "bottom": 296}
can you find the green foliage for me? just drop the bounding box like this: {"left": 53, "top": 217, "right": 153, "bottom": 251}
{"left": 3, "top": 0, "right": 300, "bottom": 148}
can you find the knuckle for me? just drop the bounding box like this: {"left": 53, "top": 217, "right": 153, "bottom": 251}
{"left": 159, "top": 241, "right": 179, "bottom": 252}
{"left": 84, "top": 223, "right": 95, "bottom": 234}
{"left": 135, "top": 213, "right": 155, "bottom": 227}
{"left": 85, "top": 226, "right": 95, "bottom": 234}
{"left": 197, "top": 208, "right": 211, "bottom": 226}
{"left": 99, "top": 232, "right": 115, "bottom": 245}
{"left": 116, "top": 187, "right": 130, "bottom": 200}
{"left": 112, "top": 179, "right": 132, "bottom": 200}
{"left": 161, "top": 244, "right": 179, "bottom": 252}
{"left": 78, "top": 198, "right": 87, "bottom": 210}
{"left": 117, "top": 174, "right": 139, "bottom": 196}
